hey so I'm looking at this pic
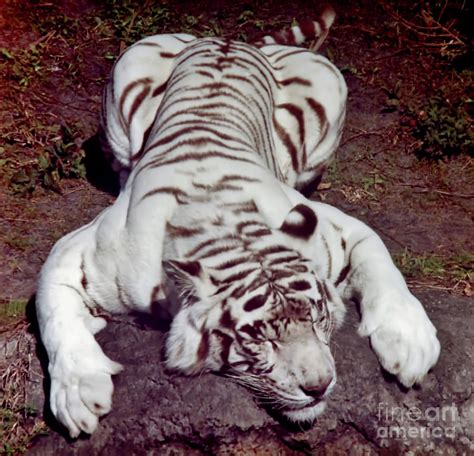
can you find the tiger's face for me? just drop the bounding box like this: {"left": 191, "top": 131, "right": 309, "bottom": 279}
{"left": 163, "top": 259, "right": 345, "bottom": 424}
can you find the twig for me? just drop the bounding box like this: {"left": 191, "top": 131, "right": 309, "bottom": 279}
{"left": 0, "top": 218, "right": 35, "bottom": 223}
{"left": 367, "top": 48, "right": 408, "bottom": 61}
{"left": 437, "top": 0, "right": 449, "bottom": 22}
{"left": 381, "top": 1, "right": 465, "bottom": 46}
{"left": 337, "top": 25, "right": 379, "bottom": 36}
{"left": 340, "top": 130, "right": 386, "bottom": 147}
{"left": 407, "top": 281, "right": 455, "bottom": 292}
{"left": 30, "top": 30, "right": 56, "bottom": 48}
{"left": 31, "top": 91, "right": 98, "bottom": 114}
{"left": 398, "top": 183, "right": 474, "bottom": 199}
{"left": 63, "top": 185, "right": 85, "bottom": 196}
{"left": 0, "top": 318, "right": 27, "bottom": 335}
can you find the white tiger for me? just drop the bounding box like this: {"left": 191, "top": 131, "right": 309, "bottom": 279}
{"left": 36, "top": 9, "right": 440, "bottom": 438}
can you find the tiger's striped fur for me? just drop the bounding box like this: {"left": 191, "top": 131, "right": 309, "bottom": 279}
{"left": 37, "top": 12, "right": 440, "bottom": 438}
{"left": 100, "top": 6, "right": 345, "bottom": 194}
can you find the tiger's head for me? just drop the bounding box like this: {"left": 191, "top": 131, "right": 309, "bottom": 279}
{"left": 163, "top": 206, "right": 345, "bottom": 425}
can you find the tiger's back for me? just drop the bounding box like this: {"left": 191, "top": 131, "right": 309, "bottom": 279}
{"left": 95, "top": 26, "right": 347, "bottom": 315}
{"left": 101, "top": 27, "right": 346, "bottom": 195}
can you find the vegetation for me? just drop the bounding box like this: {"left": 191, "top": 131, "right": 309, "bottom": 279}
{"left": 98, "top": 0, "right": 173, "bottom": 45}
{"left": 407, "top": 89, "right": 473, "bottom": 159}
{"left": 1, "top": 322, "right": 48, "bottom": 455}
{"left": 382, "top": 0, "right": 471, "bottom": 63}
{"left": 7, "top": 124, "right": 86, "bottom": 195}
{"left": 0, "top": 299, "right": 28, "bottom": 326}
{"left": 394, "top": 249, "right": 473, "bottom": 292}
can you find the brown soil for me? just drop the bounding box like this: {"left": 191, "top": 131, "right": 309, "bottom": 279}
{"left": 0, "top": 0, "right": 472, "bottom": 450}
{"left": 0, "top": 0, "right": 472, "bottom": 305}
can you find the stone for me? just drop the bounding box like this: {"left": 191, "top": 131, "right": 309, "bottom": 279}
{"left": 29, "top": 290, "right": 473, "bottom": 454}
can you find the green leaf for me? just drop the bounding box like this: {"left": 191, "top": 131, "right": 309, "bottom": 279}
{"left": 37, "top": 153, "right": 51, "bottom": 170}
{"left": 0, "top": 47, "right": 12, "bottom": 59}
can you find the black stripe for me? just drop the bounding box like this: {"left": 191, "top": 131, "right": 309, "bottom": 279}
{"left": 279, "top": 77, "right": 311, "bottom": 87}
{"left": 196, "top": 244, "right": 241, "bottom": 260}
{"left": 119, "top": 78, "right": 152, "bottom": 123}
{"left": 214, "top": 256, "right": 252, "bottom": 270}
{"left": 166, "top": 223, "right": 204, "bottom": 238}
{"left": 273, "top": 112, "right": 299, "bottom": 171}
{"left": 186, "top": 237, "right": 231, "bottom": 258}
{"left": 128, "top": 84, "right": 151, "bottom": 124}
{"left": 145, "top": 150, "right": 259, "bottom": 171}
{"left": 278, "top": 103, "right": 306, "bottom": 165}
{"left": 196, "top": 70, "right": 214, "bottom": 78}
{"left": 139, "top": 186, "right": 188, "bottom": 203}
{"left": 152, "top": 80, "right": 169, "bottom": 97}
{"left": 321, "top": 234, "right": 332, "bottom": 278}
{"left": 267, "top": 254, "right": 301, "bottom": 266}
{"left": 306, "top": 97, "right": 328, "bottom": 145}
{"left": 243, "top": 295, "right": 267, "bottom": 312}
{"left": 334, "top": 237, "right": 368, "bottom": 286}
{"left": 289, "top": 280, "right": 312, "bottom": 291}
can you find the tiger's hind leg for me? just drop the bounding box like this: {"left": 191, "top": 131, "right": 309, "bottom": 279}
{"left": 100, "top": 33, "right": 197, "bottom": 186}
{"left": 261, "top": 46, "right": 347, "bottom": 195}
{"left": 36, "top": 217, "right": 123, "bottom": 438}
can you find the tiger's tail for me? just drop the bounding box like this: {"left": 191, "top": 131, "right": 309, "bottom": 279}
{"left": 252, "top": 5, "right": 336, "bottom": 52}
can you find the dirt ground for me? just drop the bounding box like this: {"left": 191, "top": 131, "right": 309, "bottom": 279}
{"left": 0, "top": 0, "right": 472, "bottom": 452}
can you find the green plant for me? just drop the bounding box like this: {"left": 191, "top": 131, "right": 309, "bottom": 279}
{"left": 200, "top": 19, "right": 222, "bottom": 38}
{"left": 27, "top": 4, "right": 79, "bottom": 39}
{"left": 361, "top": 173, "right": 385, "bottom": 192}
{"left": 0, "top": 44, "right": 45, "bottom": 88}
{"left": 9, "top": 124, "right": 86, "bottom": 195}
{"left": 407, "top": 94, "right": 473, "bottom": 158}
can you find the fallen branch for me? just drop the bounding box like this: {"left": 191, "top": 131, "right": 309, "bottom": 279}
{"left": 380, "top": 0, "right": 466, "bottom": 53}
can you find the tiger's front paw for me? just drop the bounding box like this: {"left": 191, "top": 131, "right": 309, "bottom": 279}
{"left": 48, "top": 334, "right": 123, "bottom": 438}
{"left": 359, "top": 291, "right": 441, "bottom": 388}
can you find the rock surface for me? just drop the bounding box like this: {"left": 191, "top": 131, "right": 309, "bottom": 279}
{"left": 28, "top": 290, "right": 473, "bottom": 455}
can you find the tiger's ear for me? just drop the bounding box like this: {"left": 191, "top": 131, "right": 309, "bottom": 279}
{"left": 279, "top": 203, "right": 318, "bottom": 240}
{"left": 163, "top": 259, "right": 216, "bottom": 305}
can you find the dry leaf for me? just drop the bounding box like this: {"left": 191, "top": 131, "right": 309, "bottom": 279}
{"left": 317, "top": 182, "right": 332, "bottom": 191}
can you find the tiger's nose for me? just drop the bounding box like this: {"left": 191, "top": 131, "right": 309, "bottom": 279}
{"left": 300, "top": 377, "right": 333, "bottom": 398}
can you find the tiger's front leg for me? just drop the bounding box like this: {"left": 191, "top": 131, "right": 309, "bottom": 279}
{"left": 36, "top": 214, "right": 124, "bottom": 438}
{"left": 281, "top": 185, "right": 441, "bottom": 387}
{"left": 37, "top": 184, "right": 178, "bottom": 437}
{"left": 316, "top": 203, "right": 440, "bottom": 387}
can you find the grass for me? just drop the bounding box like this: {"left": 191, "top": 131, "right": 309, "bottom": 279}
{"left": 393, "top": 249, "right": 474, "bottom": 292}
{"left": 0, "top": 5, "right": 99, "bottom": 197}
{"left": 1, "top": 322, "right": 48, "bottom": 455}
{"left": 1, "top": 300, "right": 47, "bottom": 455}
{"left": 0, "top": 299, "right": 28, "bottom": 326}
{"left": 97, "top": 0, "right": 172, "bottom": 46}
